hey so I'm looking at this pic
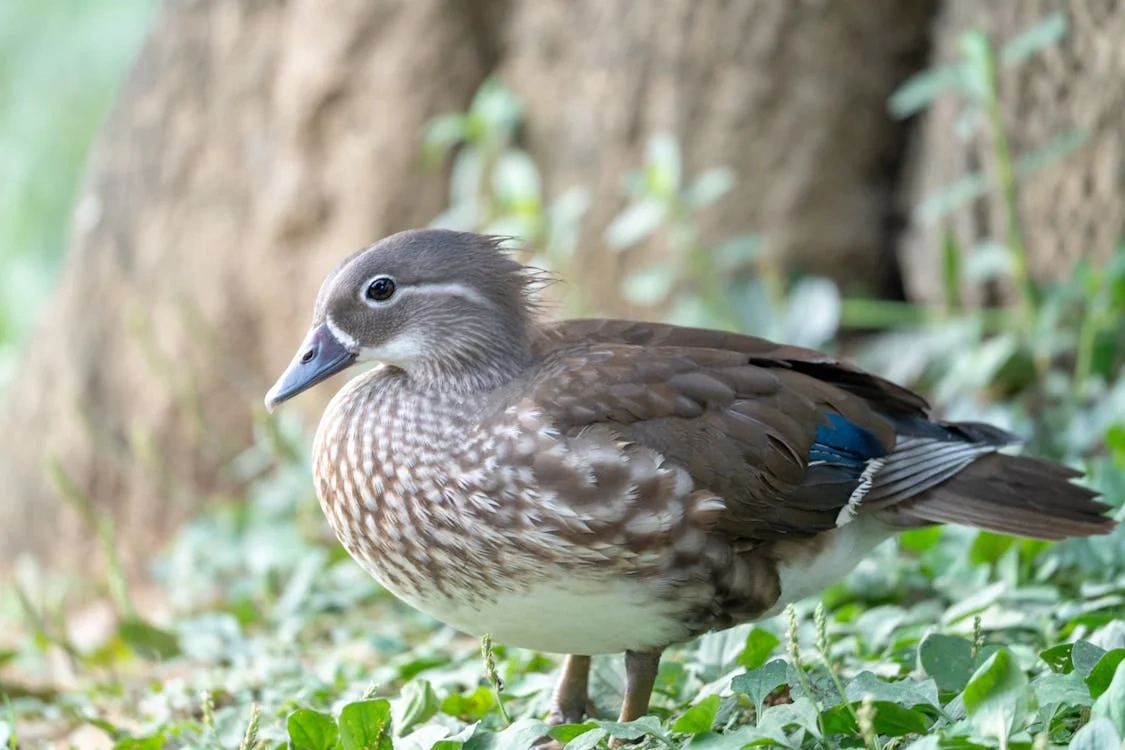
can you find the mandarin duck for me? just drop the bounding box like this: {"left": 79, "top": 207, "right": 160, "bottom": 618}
{"left": 265, "top": 229, "right": 1113, "bottom": 733}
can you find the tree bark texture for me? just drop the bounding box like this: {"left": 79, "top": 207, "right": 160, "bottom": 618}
{"left": 0, "top": 0, "right": 939, "bottom": 574}
{"left": 899, "top": 0, "right": 1125, "bottom": 304}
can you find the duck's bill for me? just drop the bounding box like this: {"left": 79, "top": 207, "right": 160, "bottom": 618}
{"left": 264, "top": 323, "right": 356, "bottom": 412}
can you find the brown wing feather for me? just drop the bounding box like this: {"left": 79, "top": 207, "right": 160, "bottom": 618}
{"left": 534, "top": 318, "right": 930, "bottom": 418}
{"left": 522, "top": 331, "right": 903, "bottom": 541}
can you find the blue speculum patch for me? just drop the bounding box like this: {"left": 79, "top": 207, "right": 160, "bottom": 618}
{"left": 809, "top": 413, "right": 889, "bottom": 468}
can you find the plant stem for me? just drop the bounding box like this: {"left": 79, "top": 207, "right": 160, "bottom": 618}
{"left": 976, "top": 32, "right": 1037, "bottom": 327}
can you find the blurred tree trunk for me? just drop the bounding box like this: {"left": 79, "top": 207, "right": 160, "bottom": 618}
{"left": 0, "top": 0, "right": 936, "bottom": 576}
{"left": 899, "top": 0, "right": 1125, "bottom": 304}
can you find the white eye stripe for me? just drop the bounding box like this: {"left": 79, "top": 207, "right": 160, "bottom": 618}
{"left": 408, "top": 282, "right": 492, "bottom": 308}
{"left": 361, "top": 281, "right": 492, "bottom": 309}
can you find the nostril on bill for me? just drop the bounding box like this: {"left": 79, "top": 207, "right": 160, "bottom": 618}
{"left": 300, "top": 346, "right": 317, "bottom": 365}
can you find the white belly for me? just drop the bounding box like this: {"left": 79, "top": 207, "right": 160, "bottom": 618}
{"left": 380, "top": 574, "right": 695, "bottom": 655}
{"left": 369, "top": 516, "right": 892, "bottom": 654}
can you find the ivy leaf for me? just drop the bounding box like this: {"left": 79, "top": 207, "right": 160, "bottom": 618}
{"left": 1073, "top": 640, "right": 1107, "bottom": 677}
{"left": 738, "top": 628, "right": 780, "bottom": 671}
{"left": 117, "top": 619, "right": 181, "bottom": 660}
{"left": 867, "top": 702, "right": 933, "bottom": 736}
{"left": 919, "top": 633, "right": 975, "bottom": 692}
{"left": 605, "top": 199, "right": 666, "bottom": 251}
{"left": 546, "top": 724, "right": 603, "bottom": 746}
{"left": 557, "top": 726, "right": 607, "bottom": 750}
{"left": 441, "top": 686, "right": 495, "bottom": 720}
{"left": 757, "top": 697, "right": 821, "bottom": 739}
{"left": 1085, "top": 649, "right": 1125, "bottom": 699}
{"left": 622, "top": 266, "right": 677, "bottom": 306}
{"left": 286, "top": 709, "right": 338, "bottom": 750}
{"left": 684, "top": 727, "right": 760, "bottom": 749}
{"left": 730, "top": 659, "right": 789, "bottom": 717}
{"left": 547, "top": 722, "right": 599, "bottom": 744}
{"left": 468, "top": 718, "right": 550, "bottom": 750}
{"left": 393, "top": 679, "right": 440, "bottom": 735}
{"left": 596, "top": 715, "right": 669, "bottom": 744}
{"left": 1032, "top": 671, "right": 1093, "bottom": 708}
{"left": 961, "top": 649, "right": 1029, "bottom": 745}
{"left": 1068, "top": 717, "right": 1122, "bottom": 750}
{"left": 845, "top": 672, "right": 941, "bottom": 709}
{"left": 338, "top": 699, "right": 393, "bottom": 750}
{"left": 1039, "top": 643, "right": 1074, "bottom": 673}
{"left": 672, "top": 694, "right": 721, "bottom": 734}
{"left": 1091, "top": 660, "right": 1125, "bottom": 736}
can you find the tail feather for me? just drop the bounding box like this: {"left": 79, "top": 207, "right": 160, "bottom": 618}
{"left": 889, "top": 452, "right": 1115, "bottom": 541}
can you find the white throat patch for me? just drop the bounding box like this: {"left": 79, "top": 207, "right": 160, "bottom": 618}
{"left": 325, "top": 316, "right": 358, "bottom": 350}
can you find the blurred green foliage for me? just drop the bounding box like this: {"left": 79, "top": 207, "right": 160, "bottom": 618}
{"left": 0, "top": 0, "right": 158, "bottom": 387}
{"left": 3, "top": 8, "right": 1125, "bottom": 750}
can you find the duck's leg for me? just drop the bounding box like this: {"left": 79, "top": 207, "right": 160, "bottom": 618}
{"left": 547, "top": 654, "right": 592, "bottom": 725}
{"left": 619, "top": 649, "right": 662, "bottom": 721}
{"left": 605, "top": 650, "right": 663, "bottom": 748}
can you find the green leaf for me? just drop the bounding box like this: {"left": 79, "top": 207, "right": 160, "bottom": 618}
{"left": 1033, "top": 671, "right": 1093, "bottom": 708}
{"left": 845, "top": 671, "right": 941, "bottom": 709}
{"left": 470, "top": 77, "right": 522, "bottom": 137}
{"left": 465, "top": 718, "right": 549, "bottom": 750}
{"left": 686, "top": 727, "right": 760, "bottom": 749}
{"left": 605, "top": 199, "right": 666, "bottom": 250}
{"left": 712, "top": 233, "right": 764, "bottom": 271}
{"left": 914, "top": 171, "right": 989, "bottom": 227}
{"left": 393, "top": 679, "right": 440, "bottom": 735}
{"left": 888, "top": 63, "right": 965, "bottom": 118}
{"left": 757, "top": 697, "right": 821, "bottom": 739}
{"left": 963, "top": 242, "right": 1016, "bottom": 284}
{"left": 596, "top": 715, "right": 668, "bottom": 743}
{"left": 1015, "top": 128, "right": 1089, "bottom": 178}
{"left": 287, "top": 709, "right": 338, "bottom": 750}
{"left": 899, "top": 526, "right": 943, "bottom": 553}
{"left": 784, "top": 276, "right": 841, "bottom": 349}
{"left": 1091, "top": 659, "right": 1125, "bottom": 736}
{"left": 958, "top": 30, "right": 994, "bottom": 103}
{"left": 422, "top": 113, "right": 468, "bottom": 163}
{"left": 645, "top": 132, "right": 682, "bottom": 195}
{"left": 1106, "top": 425, "right": 1125, "bottom": 456}
{"left": 491, "top": 150, "right": 541, "bottom": 206}
{"left": 1073, "top": 640, "right": 1107, "bottom": 677}
{"left": 547, "top": 722, "right": 599, "bottom": 743}
{"left": 941, "top": 229, "right": 962, "bottom": 308}
{"left": 919, "top": 634, "right": 976, "bottom": 692}
{"left": 558, "top": 726, "right": 607, "bottom": 750}
{"left": 441, "top": 686, "right": 496, "bottom": 720}
{"left": 868, "top": 702, "right": 934, "bottom": 736}
{"left": 338, "top": 699, "right": 393, "bottom": 750}
{"left": 1085, "top": 649, "right": 1125, "bottom": 699}
{"left": 1040, "top": 643, "right": 1074, "bottom": 674}
{"left": 621, "top": 266, "right": 677, "bottom": 305}
{"left": 673, "top": 694, "right": 721, "bottom": 734}
{"left": 434, "top": 722, "right": 482, "bottom": 749}
{"left": 962, "top": 649, "right": 1029, "bottom": 745}
{"left": 1068, "top": 717, "right": 1122, "bottom": 750}
{"left": 546, "top": 719, "right": 603, "bottom": 750}
{"left": 686, "top": 167, "right": 736, "bottom": 207}
{"left": 116, "top": 619, "right": 180, "bottom": 660}
{"left": 1001, "top": 11, "right": 1067, "bottom": 66}
{"left": 738, "top": 627, "right": 780, "bottom": 671}
{"left": 730, "top": 659, "right": 790, "bottom": 717}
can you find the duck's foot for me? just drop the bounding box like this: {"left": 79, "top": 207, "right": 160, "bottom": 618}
{"left": 607, "top": 649, "right": 663, "bottom": 749}
{"left": 536, "top": 654, "right": 594, "bottom": 749}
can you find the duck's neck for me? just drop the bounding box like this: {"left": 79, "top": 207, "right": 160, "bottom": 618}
{"left": 402, "top": 318, "right": 534, "bottom": 394}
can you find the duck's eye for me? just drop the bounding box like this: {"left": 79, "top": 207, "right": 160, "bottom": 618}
{"left": 364, "top": 276, "right": 396, "bottom": 302}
